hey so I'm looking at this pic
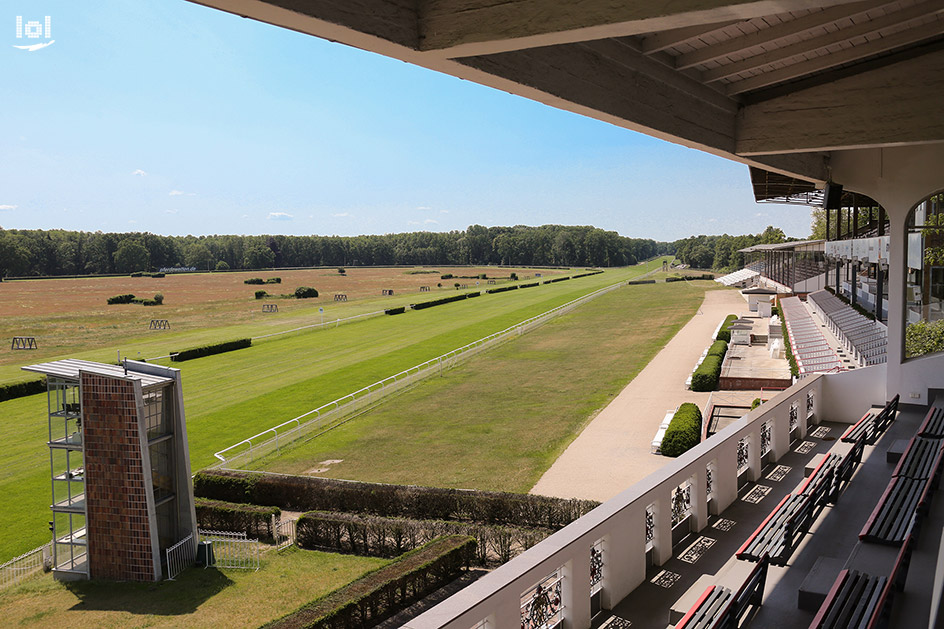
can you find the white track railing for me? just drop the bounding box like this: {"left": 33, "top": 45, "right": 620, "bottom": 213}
{"left": 199, "top": 529, "right": 261, "bottom": 571}
{"left": 0, "top": 543, "right": 50, "bottom": 590}
{"left": 212, "top": 277, "right": 635, "bottom": 470}
{"left": 165, "top": 533, "right": 195, "bottom": 580}
{"left": 274, "top": 518, "right": 296, "bottom": 550}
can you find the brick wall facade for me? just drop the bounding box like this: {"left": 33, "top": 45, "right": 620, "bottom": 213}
{"left": 81, "top": 372, "right": 156, "bottom": 581}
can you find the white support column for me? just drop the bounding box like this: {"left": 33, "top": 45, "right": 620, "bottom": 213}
{"left": 493, "top": 587, "right": 522, "bottom": 628}
{"left": 563, "top": 557, "right": 590, "bottom": 629}
{"left": 713, "top": 440, "right": 739, "bottom": 514}
{"left": 654, "top": 490, "right": 674, "bottom": 566}
{"left": 885, "top": 207, "right": 908, "bottom": 399}
{"left": 747, "top": 430, "right": 762, "bottom": 481}
{"left": 771, "top": 409, "right": 791, "bottom": 461}
{"left": 692, "top": 470, "right": 709, "bottom": 532}
{"left": 603, "top": 507, "right": 646, "bottom": 609}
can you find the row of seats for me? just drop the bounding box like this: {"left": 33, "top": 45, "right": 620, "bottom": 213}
{"left": 780, "top": 296, "right": 843, "bottom": 373}
{"left": 808, "top": 290, "right": 887, "bottom": 366}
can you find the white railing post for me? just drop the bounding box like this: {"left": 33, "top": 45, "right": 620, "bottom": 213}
{"left": 653, "top": 491, "right": 673, "bottom": 566}
{"left": 563, "top": 555, "right": 590, "bottom": 629}
{"left": 771, "top": 406, "right": 791, "bottom": 461}
{"left": 747, "top": 430, "right": 762, "bottom": 482}
{"left": 691, "top": 468, "right": 709, "bottom": 532}
{"left": 714, "top": 438, "right": 739, "bottom": 515}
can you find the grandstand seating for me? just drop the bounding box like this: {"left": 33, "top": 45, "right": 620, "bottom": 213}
{"left": 779, "top": 297, "right": 843, "bottom": 374}
{"left": 808, "top": 290, "right": 887, "bottom": 366}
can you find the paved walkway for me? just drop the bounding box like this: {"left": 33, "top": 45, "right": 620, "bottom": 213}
{"left": 531, "top": 288, "right": 751, "bottom": 502}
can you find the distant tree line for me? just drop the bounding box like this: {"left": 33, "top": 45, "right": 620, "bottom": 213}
{"left": 0, "top": 224, "right": 673, "bottom": 277}
{"left": 672, "top": 226, "right": 790, "bottom": 271}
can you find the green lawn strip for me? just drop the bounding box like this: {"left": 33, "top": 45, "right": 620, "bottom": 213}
{"left": 0, "top": 547, "right": 385, "bottom": 628}
{"left": 0, "top": 262, "right": 663, "bottom": 559}
{"left": 254, "top": 281, "right": 709, "bottom": 493}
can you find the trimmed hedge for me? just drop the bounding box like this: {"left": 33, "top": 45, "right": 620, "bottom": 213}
{"left": 751, "top": 398, "right": 763, "bottom": 410}
{"left": 485, "top": 285, "right": 518, "bottom": 294}
{"left": 572, "top": 270, "right": 604, "bottom": 279}
{"left": 171, "top": 338, "right": 251, "bottom": 362}
{"left": 411, "top": 292, "right": 478, "bottom": 310}
{"left": 295, "top": 286, "right": 319, "bottom": 299}
{"left": 296, "top": 511, "right": 547, "bottom": 566}
{"left": 266, "top": 277, "right": 282, "bottom": 284}
{"left": 660, "top": 402, "right": 703, "bottom": 457}
{"left": 255, "top": 290, "right": 268, "bottom": 299}
{"left": 263, "top": 535, "right": 476, "bottom": 629}
{"left": 107, "top": 293, "right": 135, "bottom": 305}
{"left": 707, "top": 339, "right": 728, "bottom": 358}
{"left": 780, "top": 312, "right": 799, "bottom": 377}
{"left": 546, "top": 276, "right": 571, "bottom": 283}
{"left": 691, "top": 355, "right": 722, "bottom": 392}
{"left": 194, "top": 497, "right": 280, "bottom": 539}
{"left": 716, "top": 314, "right": 738, "bottom": 342}
{"left": 385, "top": 306, "right": 405, "bottom": 315}
{"left": 519, "top": 282, "right": 539, "bottom": 289}
{"left": 627, "top": 279, "right": 656, "bottom": 285}
{"left": 244, "top": 278, "right": 264, "bottom": 285}
{"left": 0, "top": 377, "right": 46, "bottom": 403}
{"left": 193, "top": 470, "right": 598, "bottom": 530}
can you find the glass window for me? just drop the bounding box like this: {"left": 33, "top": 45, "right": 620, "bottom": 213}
{"left": 905, "top": 194, "right": 944, "bottom": 359}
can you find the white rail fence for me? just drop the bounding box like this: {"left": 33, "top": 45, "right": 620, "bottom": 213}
{"left": 212, "top": 278, "right": 634, "bottom": 470}
{"left": 0, "top": 543, "right": 51, "bottom": 590}
{"left": 199, "top": 529, "right": 261, "bottom": 571}
{"left": 165, "top": 533, "right": 195, "bottom": 580}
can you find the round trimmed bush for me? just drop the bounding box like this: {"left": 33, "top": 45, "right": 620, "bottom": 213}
{"left": 691, "top": 355, "right": 722, "bottom": 392}
{"left": 255, "top": 290, "right": 267, "bottom": 300}
{"left": 660, "top": 403, "right": 703, "bottom": 457}
{"left": 294, "top": 286, "right": 318, "bottom": 299}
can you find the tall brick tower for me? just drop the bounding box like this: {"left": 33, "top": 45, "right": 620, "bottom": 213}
{"left": 23, "top": 359, "right": 197, "bottom": 581}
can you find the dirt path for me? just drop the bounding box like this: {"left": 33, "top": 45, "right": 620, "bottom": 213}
{"left": 531, "top": 289, "right": 750, "bottom": 502}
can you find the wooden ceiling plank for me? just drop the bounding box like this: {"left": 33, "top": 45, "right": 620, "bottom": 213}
{"left": 726, "top": 18, "right": 944, "bottom": 94}
{"left": 705, "top": 1, "right": 944, "bottom": 82}
{"left": 640, "top": 20, "right": 743, "bottom": 53}
{"left": 676, "top": 0, "right": 898, "bottom": 69}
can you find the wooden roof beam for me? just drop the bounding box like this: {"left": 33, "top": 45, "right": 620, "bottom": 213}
{"left": 418, "top": 0, "right": 872, "bottom": 58}
{"left": 727, "top": 18, "right": 944, "bottom": 94}
{"left": 674, "top": 0, "right": 897, "bottom": 70}
{"left": 640, "top": 20, "right": 743, "bottom": 54}
{"left": 736, "top": 46, "right": 944, "bottom": 153}
{"left": 706, "top": 2, "right": 944, "bottom": 84}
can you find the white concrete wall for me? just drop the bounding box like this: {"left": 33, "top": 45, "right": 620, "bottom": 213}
{"left": 820, "top": 365, "right": 886, "bottom": 424}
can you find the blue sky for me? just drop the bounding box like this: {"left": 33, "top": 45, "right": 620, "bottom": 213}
{"left": 0, "top": 1, "right": 815, "bottom": 241}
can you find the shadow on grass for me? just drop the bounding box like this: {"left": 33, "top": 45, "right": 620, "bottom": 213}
{"left": 66, "top": 567, "right": 234, "bottom": 615}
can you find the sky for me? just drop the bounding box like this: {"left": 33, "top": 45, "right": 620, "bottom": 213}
{"left": 0, "top": 1, "right": 816, "bottom": 242}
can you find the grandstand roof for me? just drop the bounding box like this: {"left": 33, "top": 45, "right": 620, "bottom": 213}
{"left": 739, "top": 239, "right": 825, "bottom": 253}
{"left": 715, "top": 268, "right": 758, "bottom": 286}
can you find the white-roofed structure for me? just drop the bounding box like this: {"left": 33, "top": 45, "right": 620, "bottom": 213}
{"left": 715, "top": 268, "right": 759, "bottom": 287}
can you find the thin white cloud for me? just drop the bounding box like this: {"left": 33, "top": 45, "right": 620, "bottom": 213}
{"left": 416, "top": 206, "right": 432, "bottom": 210}
{"left": 169, "top": 190, "right": 196, "bottom": 196}
{"left": 408, "top": 220, "right": 421, "bottom": 225}
{"left": 755, "top": 212, "right": 765, "bottom": 217}
{"left": 128, "top": 220, "right": 137, "bottom": 224}
{"left": 332, "top": 212, "right": 351, "bottom": 218}
{"left": 268, "top": 212, "right": 294, "bottom": 221}
{"left": 131, "top": 169, "right": 147, "bottom": 176}
{"left": 424, "top": 219, "right": 439, "bottom": 225}
{"left": 165, "top": 209, "right": 178, "bottom": 214}
{"left": 0, "top": 204, "right": 16, "bottom": 210}
{"left": 440, "top": 209, "right": 449, "bottom": 214}
{"left": 707, "top": 218, "right": 717, "bottom": 223}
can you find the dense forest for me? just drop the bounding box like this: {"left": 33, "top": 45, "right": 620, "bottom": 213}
{"left": 0, "top": 225, "right": 672, "bottom": 277}
{"left": 671, "top": 226, "right": 791, "bottom": 271}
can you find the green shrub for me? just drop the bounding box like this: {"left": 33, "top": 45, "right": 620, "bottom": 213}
{"left": 510, "top": 272, "right": 518, "bottom": 281}
{"left": 411, "top": 293, "right": 476, "bottom": 311}
{"left": 627, "top": 279, "right": 656, "bottom": 285}
{"left": 171, "top": 338, "right": 251, "bottom": 362}
{"left": 193, "top": 470, "right": 599, "bottom": 530}
{"left": 660, "top": 403, "right": 702, "bottom": 457}
{"left": 130, "top": 271, "right": 144, "bottom": 278}
{"left": 440, "top": 273, "right": 453, "bottom": 280}
{"left": 255, "top": 290, "right": 268, "bottom": 299}
{"left": 107, "top": 293, "right": 135, "bottom": 305}
{"left": 707, "top": 339, "right": 728, "bottom": 358}
{"left": 485, "top": 285, "right": 518, "bottom": 294}
{"left": 151, "top": 272, "right": 165, "bottom": 278}
{"left": 691, "top": 355, "right": 722, "bottom": 392}
{"left": 385, "top": 306, "right": 405, "bottom": 315}
{"left": 153, "top": 293, "right": 164, "bottom": 305}
{"left": 266, "top": 277, "right": 281, "bottom": 284}
{"left": 337, "top": 267, "right": 345, "bottom": 274}
{"left": 215, "top": 260, "right": 230, "bottom": 271}
{"left": 296, "top": 511, "right": 547, "bottom": 565}
{"left": 751, "top": 398, "right": 762, "bottom": 410}
{"left": 519, "top": 282, "right": 539, "bottom": 288}
{"left": 437, "top": 282, "right": 442, "bottom": 287}
{"left": 194, "top": 497, "right": 280, "bottom": 539}
{"left": 716, "top": 314, "right": 738, "bottom": 342}
{"left": 771, "top": 306, "right": 779, "bottom": 318}
{"left": 906, "top": 319, "right": 944, "bottom": 358}
{"left": 295, "top": 286, "right": 319, "bottom": 299}
{"left": 0, "top": 378, "right": 46, "bottom": 403}
{"left": 263, "top": 536, "right": 476, "bottom": 629}
{"left": 478, "top": 273, "right": 487, "bottom": 279}
{"left": 244, "top": 277, "right": 264, "bottom": 285}
{"left": 780, "top": 314, "right": 799, "bottom": 377}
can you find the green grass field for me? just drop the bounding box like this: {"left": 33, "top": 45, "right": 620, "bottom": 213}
{"left": 0, "top": 261, "right": 665, "bottom": 560}
{"left": 253, "top": 281, "right": 718, "bottom": 491}
{"left": 0, "top": 547, "right": 385, "bottom": 628}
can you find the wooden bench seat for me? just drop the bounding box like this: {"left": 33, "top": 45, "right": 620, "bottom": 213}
{"left": 675, "top": 558, "right": 768, "bottom": 629}
{"left": 809, "top": 569, "right": 887, "bottom": 629}
{"left": 675, "top": 585, "right": 734, "bottom": 629}
{"left": 799, "top": 453, "right": 842, "bottom": 498}
{"left": 892, "top": 436, "right": 943, "bottom": 480}
{"left": 918, "top": 406, "right": 944, "bottom": 438}
{"left": 859, "top": 477, "right": 926, "bottom": 545}
{"left": 841, "top": 412, "right": 876, "bottom": 445}
{"left": 737, "top": 494, "right": 810, "bottom": 565}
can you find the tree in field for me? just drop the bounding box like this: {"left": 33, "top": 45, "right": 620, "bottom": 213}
{"left": 243, "top": 244, "right": 276, "bottom": 269}
{"left": 185, "top": 242, "right": 214, "bottom": 270}
{"left": 113, "top": 239, "right": 150, "bottom": 273}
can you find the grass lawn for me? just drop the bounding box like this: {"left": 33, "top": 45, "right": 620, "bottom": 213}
{"left": 0, "top": 547, "right": 385, "bottom": 628}
{"left": 254, "top": 280, "right": 719, "bottom": 492}
{"left": 0, "top": 261, "right": 665, "bottom": 560}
